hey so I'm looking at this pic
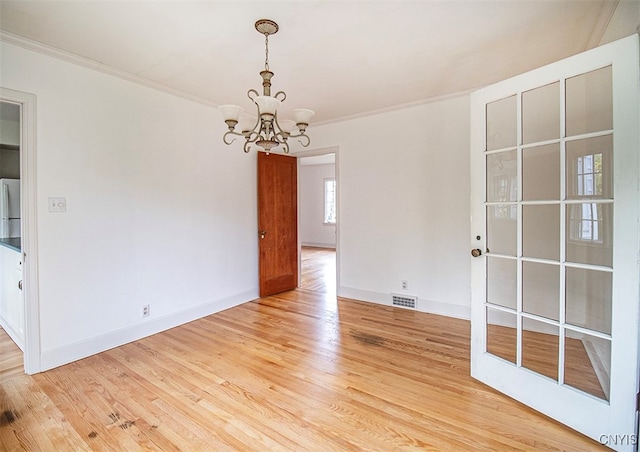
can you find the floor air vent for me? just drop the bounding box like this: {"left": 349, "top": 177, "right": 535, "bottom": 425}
{"left": 392, "top": 294, "right": 417, "bottom": 309}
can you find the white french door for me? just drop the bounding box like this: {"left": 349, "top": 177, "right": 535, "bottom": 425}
{"left": 470, "top": 35, "right": 640, "bottom": 450}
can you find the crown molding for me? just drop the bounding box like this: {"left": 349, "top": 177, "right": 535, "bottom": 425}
{"left": 312, "top": 88, "right": 474, "bottom": 127}
{"left": 588, "top": 0, "right": 619, "bottom": 48}
{"left": 1, "top": 30, "right": 471, "bottom": 127}
{"left": 0, "top": 31, "right": 219, "bottom": 109}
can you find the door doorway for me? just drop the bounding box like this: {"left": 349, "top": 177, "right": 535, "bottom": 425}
{"left": 470, "top": 35, "right": 639, "bottom": 447}
{"left": 0, "top": 100, "right": 24, "bottom": 378}
{"left": 298, "top": 150, "right": 338, "bottom": 297}
{"left": 257, "top": 151, "right": 298, "bottom": 297}
{"left": 0, "top": 88, "right": 40, "bottom": 375}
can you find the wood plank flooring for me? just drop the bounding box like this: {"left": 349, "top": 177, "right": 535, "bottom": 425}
{"left": 0, "top": 248, "right": 606, "bottom": 450}
{"left": 301, "top": 246, "right": 336, "bottom": 295}
{"left": 0, "top": 327, "right": 23, "bottom": 384}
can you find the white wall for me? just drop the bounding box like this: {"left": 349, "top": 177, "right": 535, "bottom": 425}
{"left": 299, "top": 163, "right": 336, "bottom": 248}
{"left": 304, "top": 95, "right": 471, "bottom": 319}
{"left": 1, "top": 42, "right": 259, "bottom": 370}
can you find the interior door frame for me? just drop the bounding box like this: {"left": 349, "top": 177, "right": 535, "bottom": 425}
{"left": 295, "top": 146, "right": 340, "bottom": 292}
{"left": 1, "top": 87, "right": 41, "bottom": 374}
{"left": 470, "top": 35, "right": 640, "bottom": 447}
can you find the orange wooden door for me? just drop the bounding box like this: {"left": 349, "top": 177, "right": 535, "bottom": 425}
{"left": 257, "top": 152, "right": 298, "bottom": 297}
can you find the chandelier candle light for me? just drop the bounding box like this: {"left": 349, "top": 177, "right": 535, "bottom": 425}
{"left": 220, "top": 19, "right": 314, "bottom": 153}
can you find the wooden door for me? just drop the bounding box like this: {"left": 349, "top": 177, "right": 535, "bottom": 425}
{"left": 470, "top": 35, "right": 639, "bottom": 449}
{"left": 257, "top": 152, "right": 298, "bottom": 297}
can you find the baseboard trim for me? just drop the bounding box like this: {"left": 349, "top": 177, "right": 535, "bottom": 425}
{"left": 337, "top": 286, "right": 470, "bottom": 320}
{"left": 301, "top": 242, "right": 336, "bottom": 249}
{"left": 0, "top": 313, "right": 24, "bottom": 351}
{"left": 40, "top": 289, "right": 258, "bottom": 371}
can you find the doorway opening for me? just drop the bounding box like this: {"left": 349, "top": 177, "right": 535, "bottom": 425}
{"left": 298, "top": 150, "right": 338, "bottom": 297}
{"left": 0, "top": 100, "right": 24, "bottom": 381}
{"left": 1, "top": 88, "right": 40, "bottom": 375}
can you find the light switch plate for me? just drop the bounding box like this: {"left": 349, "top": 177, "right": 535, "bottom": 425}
{"left": 48, "top": 197, "right": 67, "bottom": 212}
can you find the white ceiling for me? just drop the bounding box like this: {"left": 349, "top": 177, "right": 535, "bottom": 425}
{"left": 0, "top": 1, "right": 634, "bottom": 125}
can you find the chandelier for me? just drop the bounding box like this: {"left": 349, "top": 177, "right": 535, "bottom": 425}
{"left": 219, "top": 19, "right": 314, "bottom": 154}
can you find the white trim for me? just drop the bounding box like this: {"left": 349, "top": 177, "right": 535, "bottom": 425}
{"left": 0, "top": 88, "right": 40, "bottom": 374}
{"left": 338, "top": 286, "right": 471, "bottom": 320}
{"left": 585, "top": 0, "right": 620, "bottom": 49}
{"left": 0, "top": 31, "right": 218, "bottom": 109}
{"left": 301, "top": 242, "right": 336, "bottom": 249}
{"left": 313, "top": 90, "right": 474, "bottom": 127}
{"left": 40, "top": 289, "right": 257, "bottom": 371}
{"left": 0, "top": 31, "right": 473, "bottom": 128}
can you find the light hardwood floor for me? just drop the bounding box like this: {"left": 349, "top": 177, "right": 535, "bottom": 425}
{"left": 0, "top": 327, "right": 23, "bottom": 384}
{"left": 0, "top": 248, "right": 605, "bottom": 450}
{"left": 301, "top": 246, "right": 336, "bottom": 295}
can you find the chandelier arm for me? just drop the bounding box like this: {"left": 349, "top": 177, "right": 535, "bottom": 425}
{"left": 289, "top": 133, "right": 311, "bottom": 147}
{"left": 243, "top": 140, "right": 253, "bottom": 153}
{"left": 273, "top": 113, "right": 285, "bottom": 137}
{"left": 281, "top": 141, "right": 290, "bottom": 154}
{"left": 246, "top": 117, "right": 261, "bottom": 137}
{"left": 274, "top": 91, "right": 286, "bottom": 102}
{"left": 223, "top": 130, "right": 243, "bottom": 145}
{"left": 247, "top": 89, "right": 260, "bottom": 102}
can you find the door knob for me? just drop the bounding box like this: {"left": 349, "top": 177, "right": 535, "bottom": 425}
{"left": 471, "top": 248, "right": 482, "bottom": 257}
{"left": 259, "top": 230, "right": 267, "bottom": 239}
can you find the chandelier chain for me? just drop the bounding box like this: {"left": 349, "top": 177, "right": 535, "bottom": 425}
{"left": 264, "top": 33, "right": 270, "bottom": 71}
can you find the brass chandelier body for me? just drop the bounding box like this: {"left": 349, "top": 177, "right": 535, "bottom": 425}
{"left": 221, "top": 19, "right": 314, "bottom": 154}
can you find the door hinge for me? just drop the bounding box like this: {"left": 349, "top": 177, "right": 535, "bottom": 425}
{"left": 636, "top": 392, "right": 640, "bottom": 411}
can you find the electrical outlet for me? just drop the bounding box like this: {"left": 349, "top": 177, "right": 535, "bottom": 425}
{"left": 142, "top": 305, "right": 150, "bottom": 318}
{"left": 401, "top": 280, "right": 408, "bottom": 290}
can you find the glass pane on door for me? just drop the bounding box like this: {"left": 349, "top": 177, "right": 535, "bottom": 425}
{"left": 486, "top": 95, "right": 517, "bottom": 151}
{"left": 487, "top": 150, "right": 517, "bottom": 202}
{"left": 566, "top": 66, "right": 612, "bottom": 136}
{"left": 522, "top": 261, "right": 559, "bottom": 321}
{"left": 566, "top": 203, "right": 612, "bottom": 267}
{"left": 487, "top": 256, "right": 517, "bottom": 309}
{"left": 566, "top": 135, "right": 613, "bottom": 200}
{"left": 565, "top": 267, "right": 612, "bottom": 335}
{"left": 564, "top": 329, "right": 610, "bottom": 401}
{"left": 522, "top": 317, "right": 559, "bottom": 381}
{"left": 487, "top": 205, "right": 516, "bottom": 256}
{"left": 522, "top": 205, "right": 560, "bottom": 261}
{"left": 522, "top": 144, "right": 560, "bottom": 201}
{"left": 522, "top": 82, "right": 560, "bottom": 144}
{"left": 487, "top": 308, "right": 517, "bottom": 364}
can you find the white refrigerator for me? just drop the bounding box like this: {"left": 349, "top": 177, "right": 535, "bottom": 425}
{"left": 0, "top": 178, "right": 20, "bottom": 238}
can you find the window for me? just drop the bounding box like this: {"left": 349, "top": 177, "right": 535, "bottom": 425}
{"left": 575, "top": 153, "right": 603, "bottom": 197}
{"left": 569, "top": 202, "right": 603, "bottom": 243}
{"left": 324, "top": 178, "right": 336, "bottom": 224}
{"left": 568, "top": 149, "right": 608, "bottom": 244}
{"left": 491, "top": 175, "right": 517, "bottom": 220}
